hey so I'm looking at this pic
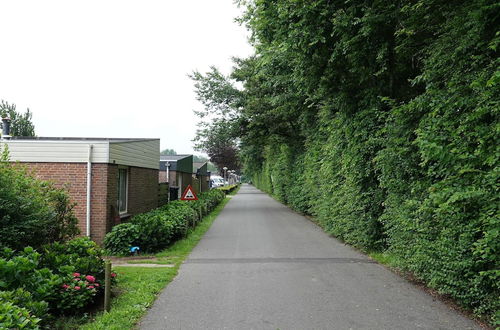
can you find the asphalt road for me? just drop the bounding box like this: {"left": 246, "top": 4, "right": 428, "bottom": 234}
{"left": 140, "top": 184, "right": 480, "bottom": 330}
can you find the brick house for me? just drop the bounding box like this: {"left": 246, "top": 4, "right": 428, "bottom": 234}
{"left": 159, "top": 154, "right": 193, "bottom": 198}
{"left": 0, "top": 137, "right": 160, "bottom": 244}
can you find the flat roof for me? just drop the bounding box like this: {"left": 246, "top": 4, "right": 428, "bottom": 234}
{"left": 160, "top": 154, "right": 192, "bottom": 161}
{"left": 9, "top": 137, "right": 158, "bottom": 143}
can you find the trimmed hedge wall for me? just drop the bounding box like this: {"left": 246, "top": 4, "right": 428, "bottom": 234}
{"left": 238, "top": 0, "right": 499, "bottom": 324}
{"left": 104, "top": 189, "right": 226, "bottom": 255}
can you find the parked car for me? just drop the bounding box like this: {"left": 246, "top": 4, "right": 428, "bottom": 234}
{"left": 211, "top": 176, "right": 225, "bottom": 188}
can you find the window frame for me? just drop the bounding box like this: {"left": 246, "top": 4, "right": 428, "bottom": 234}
{"left": 118, "top": 167, "right": 129, "bottom": 215}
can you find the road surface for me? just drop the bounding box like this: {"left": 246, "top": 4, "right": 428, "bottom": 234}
{"left": 140, "top": 184, "right": 480, "bottom": 330}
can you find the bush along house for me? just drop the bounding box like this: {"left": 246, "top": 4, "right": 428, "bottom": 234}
{"left": 0, "top": 134, "right": 160, "bottom": 245}
{"left": 159, "top": 154, "right": 193, "bottom": 199}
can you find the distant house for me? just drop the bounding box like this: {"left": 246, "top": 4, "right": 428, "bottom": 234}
{"left": 0, "top": 137, "right": 160, "bottom": 244}
{"left": 159, "top": 154, "right": 193, "bottom": 198}
{"left": 193, "top": 162, "right": 210, "bottom": 193}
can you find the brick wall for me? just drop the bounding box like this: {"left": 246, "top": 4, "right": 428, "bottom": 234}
{"left": 19, "top": 162, "right": 159, "bottom": 245}
{"left": 127, "top": 166, "right": 159, "bottom": 215}
{"left": 159, "top": 170, "right": 168, "bottom": 183}
{"left": 21, "top": 162, "right": 109, "bottom": 244}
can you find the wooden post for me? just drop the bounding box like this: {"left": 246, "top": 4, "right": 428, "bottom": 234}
{"left": 104, "top": 260, "right": 111, "bottom": 312}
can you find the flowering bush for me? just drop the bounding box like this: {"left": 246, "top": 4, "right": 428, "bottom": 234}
{"left": 39, "top": 237, "right": 105, "bottom": 283}
{"left": 56, "top": 272, "right": 100, "bottom": 312}
{"left": 0, "top": 239, "right": 112, "bottom": 325}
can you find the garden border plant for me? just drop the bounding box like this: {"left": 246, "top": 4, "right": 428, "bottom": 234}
{"left": 0, "top": 148, "right": 114, "bottom": 329}
{"left": 104, "top": 189, "right": 226, "bottom": 255}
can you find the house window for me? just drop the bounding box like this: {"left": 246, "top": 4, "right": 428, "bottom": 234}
{"left": 118, "top": 168, "right": 128, "bottom": 214}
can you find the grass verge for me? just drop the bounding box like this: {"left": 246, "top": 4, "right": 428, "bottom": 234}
{"left": 58, "top": 196, "right": 233, "bottom": 330}
{"left": 368, "top": 251, "right": 399, "bottom": 267}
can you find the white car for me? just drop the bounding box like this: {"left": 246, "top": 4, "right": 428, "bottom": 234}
{"left": 210, "top": 176, "right": 225, "bottom": 188}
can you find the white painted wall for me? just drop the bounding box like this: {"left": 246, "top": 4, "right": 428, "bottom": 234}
{"left": 0, "top": 138, "right": 160, "bottom": 169}
{"left": 0, "top": 140, "right": 109, "bottom": 163}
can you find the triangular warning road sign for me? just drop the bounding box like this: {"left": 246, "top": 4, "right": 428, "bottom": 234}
{"left": 181, "top": 184, "right": 198, "bottom": 201}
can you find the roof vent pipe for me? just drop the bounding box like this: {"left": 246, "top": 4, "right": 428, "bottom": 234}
{"left": 1, "top": 117, "right": 11, "bottom": 139}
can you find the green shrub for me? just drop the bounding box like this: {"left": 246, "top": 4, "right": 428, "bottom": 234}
{"left": 0, "top": 300, "right": 41, "bottom": 330}
{"left": 216, "top": 185, "right": 239, "bottom": 195}
{"left": 103, "top": 223, "right": 140, "bottom": 255}
{"left": 0, "top": 241, "right": 108, "bottom": 323}
{"left": 0, "top": 154, "right": 79, "bottom": 250}
{"left": 200, "top": 189, "right": 225, "bottom": 208}
{"left": 0, "top": 289, "right": 48, "bottom": 325}
{"left": 39, "top": 237, "right": 106, "bottom": 283}
{"left": 104, "top": 189, "right": 226, "bottom": 254}
{"left": 0, "top": 247, "right": 62, "bottom": 304}
{"left": 132, "top": 212, "right": 177, "bottom": 252}
{"left": 131, "top": 202, "right": 196, "bottom": 252}
{"left": 160, "top": 201, "right": 197, "bottom": 235}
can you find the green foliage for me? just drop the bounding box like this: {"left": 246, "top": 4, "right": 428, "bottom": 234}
{"left": 39, "top": 237, "right": 106, "bottom": 282}
{"left": 0, "top": 238, "right": 109, "bottom": 326}
{"left": 190, "top": 68, "right": 242, "bottom": 172}
{"left": 104, "top": 190, "right": 226, "bottom": 255}
{"left": 103, "top": 223, "right": 141, "bottom": 255}
{"left": 194, "top": 0, "right": 499, "bottom": 323}
{"left": 0, "top": 300, "right": 41, "bottom": 329}
{"left": 160, "top": 148, "right": 177, "bottom": 156}
{"left": 69, "top": 195, "right": 232, "bottom": 330}
{"left": 216, "top": 184, "right": 240, "bottom": 195}
{"left": 131, "top": 202, "right": 194, "bottom": 252}
{"left": 0, "top": 161, "right": 79, "bottom": 250}
{"left": 0, "top": 100, "right": 35, "bottom": 137}
{"left": 0, "top": 289, "right": 48, "bottom": 325}
{"left": 0, "top": 247, "right": 63, "bottom": 304}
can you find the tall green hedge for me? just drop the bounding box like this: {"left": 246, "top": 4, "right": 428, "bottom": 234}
{"left": 232, "top": 0, "right": 499, "bottom": 323}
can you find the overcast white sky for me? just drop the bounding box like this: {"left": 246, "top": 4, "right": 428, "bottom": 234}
{"left": 0, "top": 0, "right": 253, "bottom": 154}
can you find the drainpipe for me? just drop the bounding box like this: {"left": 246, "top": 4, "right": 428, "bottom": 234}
{"left": 166, "top": 161, "right": 170, "bottom": 183}
{"left": 86, "top": 144, "right": 93, "bottom": 237}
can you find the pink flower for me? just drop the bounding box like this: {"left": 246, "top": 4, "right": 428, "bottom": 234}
{"left": 73, "top": 272, "right": 80, "bottom": 277}
{"left": 94, "top": 283, "right": 100, "bottom": 287}
{"left": 61, "top": 284, "right": 69, "bottom": 289}
{"left": 85, "top": 275, "right": 96, "bottom": 283}
{"left": 88, "top": 285, "right": 95, "bottom": 289}
{"left": 74, "top": 278, "right": 80, "bottom": 281}
{"left": 111, "top": 273, "right": 117, "bottom": 278}
{"left": 74, "top": 286, "right": 81, "bottom": 290}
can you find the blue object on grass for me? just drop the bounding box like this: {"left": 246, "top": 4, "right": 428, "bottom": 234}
{"left": 130, "top": 246, "right": 140, "bottom": 253}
